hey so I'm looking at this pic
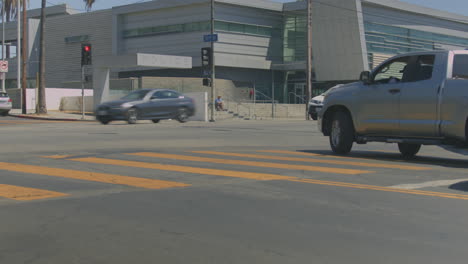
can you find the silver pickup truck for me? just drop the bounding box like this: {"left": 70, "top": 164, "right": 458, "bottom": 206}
{"left": 318, "top": 50, "right": 468, "bottom": 157}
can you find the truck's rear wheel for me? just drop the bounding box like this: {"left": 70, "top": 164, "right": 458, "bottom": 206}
{"left": 329, "top": 111, "right": 354, "bottom": 155}
{"left": 398, "top": 143, "right": 421, "bottom": 158}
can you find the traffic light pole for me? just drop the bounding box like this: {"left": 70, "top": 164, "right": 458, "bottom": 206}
{"left": 81, "top": 65, "right": 85, "bottom": 119}
{"left": 210, "top": 0, "right": 216, "bottom": 122}
{"left": 305, "top": 0, "right": 313, "bottom": 120}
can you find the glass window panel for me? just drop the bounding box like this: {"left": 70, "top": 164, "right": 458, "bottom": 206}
{"left": 229, "top": 23, "right": 244, "bottom": 33}
{"left": 244, "top": 25, "right": 258, "bottom": 35}
{"left": 215, "top": 21, "right": 229, "bottom": 31}
{"left": 453, "top": 55, "right": 468, "bottom": 79}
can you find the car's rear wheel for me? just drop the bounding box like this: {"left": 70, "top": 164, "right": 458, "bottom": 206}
{"left": 176, "top": 108, "right": 189, "bottom": 123}
{"left": 152, "top": 119, "right": 160, "bottom": 123}
{"left": 398, "top": 143, "right": 421, "bottom": 158}
{"left": 329, "top": 111, "right": 354, "bottom": 155}
{"left": 127, "top": 108, "right": 139, "bottom": 124}
{"left": 310, "top": 113, "right": 317, "bottom": 121}
{"left": 0, "top": 111, "right": 9, "bottom": 116}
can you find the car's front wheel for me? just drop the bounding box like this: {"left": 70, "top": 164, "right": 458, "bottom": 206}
{"left": 329, "top": 111, "right": 354, "bottom": 155}
{"left": 398, "top": 143, "right": 421, "bottom": 158}
{"left": 152, "top": 119, "right": 160, "bottom": 123}
{"left": 127, "top": 108, "right": 139, "bottom": 124}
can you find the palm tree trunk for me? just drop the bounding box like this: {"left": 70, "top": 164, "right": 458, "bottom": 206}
{"left": 37, "top": 0, "right": 46, "bottom": 114}
{"left": 21, "top": 0, "right": 27, "bottom": 110}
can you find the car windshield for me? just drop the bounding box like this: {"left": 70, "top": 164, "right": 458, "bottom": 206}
{"left": 0, "top": 92, "right": 8, "bottom": 98}
{"left": 121, "top": 90, "right": 149, "bottom": 100}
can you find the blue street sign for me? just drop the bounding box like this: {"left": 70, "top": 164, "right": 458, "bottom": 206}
{"left": 204, "top": 34, "right": 218, "bottom": 42}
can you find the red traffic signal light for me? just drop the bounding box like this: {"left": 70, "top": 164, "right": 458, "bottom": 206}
{"left": 81, "top": 44, "right": 92, "bottom": 66}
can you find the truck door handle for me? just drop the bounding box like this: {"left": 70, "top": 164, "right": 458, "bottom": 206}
{"left": 388, "top": 89, "right": 400, "bottom": 94}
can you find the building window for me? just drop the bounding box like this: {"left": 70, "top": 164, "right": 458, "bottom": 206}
{"left": 122, "top": 21, "right": 275, "bottom": 39}
{"left": 283, "top": 14, "right": 307, "bottom": 63}
{"left": 364, "top": 21, "right": 468, "bottom": 68}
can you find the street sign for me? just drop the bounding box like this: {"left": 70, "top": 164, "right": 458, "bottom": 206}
{"left": 203, "top": 34, "right": 218, "bottom": 42}
{"left": 0, "top": 60, "right": 8, "bottom": 73}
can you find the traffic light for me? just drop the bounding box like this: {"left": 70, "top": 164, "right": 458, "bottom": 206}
{"left": 201, "top": 47, "right": 212, "bottom": 68}
{"left": 202, "top": 78, "right": 211, "bottom": 87}
{"left": 81, "top": 44, "right": 92, "bottom": 66}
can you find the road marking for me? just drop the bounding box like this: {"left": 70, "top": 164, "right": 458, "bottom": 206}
{"left": 127, "top": 152, "right": 373, "bottom": 175}
{"left": 71, "top": 157, "right": 298, "bottom": 181}
{"left": 70, "top": 157, "right": 468, "bottom": 201}
{"left": 0, "top": 184, "right": 68, "bottom": 201}
{"left": 390, "top": 179, "right": 468, "bottom": 190}
{"left": 191, "top": 151, "right": 428, "bottom": 171}
{"left": 0, "top": 162, "right": 190, "bottom": 190}
{"left": 259, "top": 150, "right": 407, "bottom": 162}
{"left": 42, "top": 155, "right": 73, "bottom": 159}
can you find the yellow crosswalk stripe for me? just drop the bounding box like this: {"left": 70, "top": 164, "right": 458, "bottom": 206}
{"left": 0, "top": 162, "right": 190, "bottom": 190}
{"left": 71, "top": 157, "right": 298, "bottom": 181}
{"left": 127, "top": 152, "right": 373, "bottom": 175}
{"left": 71, "top": 157, "right": 468, "bottom": 201}
{"left": 0, "top": 184, "right": 68, "bottom": 201}
{"left": 191, "top": 151, "right": 429, "bottom": 171}
{"left": 259, "top": 150, "right": 407, "bottom": 162}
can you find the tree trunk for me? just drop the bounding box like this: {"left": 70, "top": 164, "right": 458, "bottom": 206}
{"left": 21, "top": 0, "right": 28, "bottom": 114}
{"left": 37, "top": 0, "right": 46, "bottom": 114}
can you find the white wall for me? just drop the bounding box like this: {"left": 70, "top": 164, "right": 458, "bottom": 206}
{"left": 186, "top": 92, "right": 208, "bottom": 122}
{"left": 25, "top": 88, "right": 93, "bottom": 111}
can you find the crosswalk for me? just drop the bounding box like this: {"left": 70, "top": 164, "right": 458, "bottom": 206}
{"left": 1, "top": 149, "right": 468, "bottom": 202}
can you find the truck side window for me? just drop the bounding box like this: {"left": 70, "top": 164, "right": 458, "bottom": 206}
{"left": 453, "top": 55, "right": 468, "bottom": 79}
{"left": 373, "top": 57, "right": 410, "bottom": 84}
{"left": 401, "top": 55, "right": 435, "bottom": 82}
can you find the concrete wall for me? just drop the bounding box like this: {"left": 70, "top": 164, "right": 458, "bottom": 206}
{"left": 8, "top": 88, "right": 93, "bottom": 111}
{"left": 310, "top": 0, "right": 368, "bottom": 81}
{"left": 60, "top": 96, "right": 94, "bottom": 112}
{"left": 224, "top": 101, "right": 306, "bottom": 119}
{"left": 186, "top": 92, "right": 208, "bottom": 122}
{"left": 45, "top": 10, "right": 113, "bottom": 88}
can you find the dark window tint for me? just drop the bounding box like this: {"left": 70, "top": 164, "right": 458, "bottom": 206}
{"left": 401, "top": 55, "right": 435, "bottom": 82}
{"left": 121, "top": 90, "right": 149, "bottom": 100}
{"left": 0, "top": 92, "right": 8, "bottom": 98}
{"left": 453, "top": 55, "right": 468, "bottom": 79}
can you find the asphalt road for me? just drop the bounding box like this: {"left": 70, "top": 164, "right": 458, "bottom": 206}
{"left": 1, "top": 117, "right": 468, "bottom": 264}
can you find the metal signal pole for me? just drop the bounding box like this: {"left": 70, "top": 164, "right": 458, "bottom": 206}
{"left": 305, "top": 0, "right": 313, "bottom": 120}
{"left": 210, "top": 0, "right": 216, "bottom": 122}
{"left": 1, "top": 0, "right": 5, "bottom": 93}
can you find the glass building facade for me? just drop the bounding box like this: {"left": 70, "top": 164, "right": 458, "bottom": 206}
{"left": 365, "top": 21, "right": 468, "bottom": 68}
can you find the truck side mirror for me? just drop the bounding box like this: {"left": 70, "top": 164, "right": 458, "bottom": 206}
{"left": 359, "top": 71, "right": 371, "bottom": 85}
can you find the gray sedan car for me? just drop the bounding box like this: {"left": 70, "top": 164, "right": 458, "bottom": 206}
{"left": 95, "top": 89, "right": 195, "bottom": 125}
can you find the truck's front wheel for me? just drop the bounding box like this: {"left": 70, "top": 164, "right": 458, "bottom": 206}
{"left": 398, "top": 143, "right": 421, "bottom": 158}
{"left": 329, "top": 111, "right": 354, "bottom": 155}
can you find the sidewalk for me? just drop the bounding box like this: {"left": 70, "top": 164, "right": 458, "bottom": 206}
{"left": 9, "top": 109, "right": 96, "bottom": 121}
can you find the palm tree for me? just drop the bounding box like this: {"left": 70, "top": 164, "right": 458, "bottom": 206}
{"left": 83, "top": 0, "right": 96, "bottom": 11}
{"left": 36, "top": 0, "right": 46, "bottom": 114}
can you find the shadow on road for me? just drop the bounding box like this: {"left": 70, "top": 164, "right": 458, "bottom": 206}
{"left": 449, "top": 181, "right": 468, "bottom": 192}
{"left": 297, "top": 150, "right": 468, "bottom": 169}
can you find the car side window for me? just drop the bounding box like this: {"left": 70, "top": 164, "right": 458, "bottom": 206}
{"left": 151, "top": 91, "right": 165, "bottom": 99}
{"left": 373, "top": 56, "right": 410, "bottom": 84}
{"left": 453, "top": 55, "right": 468, "bottom": 79}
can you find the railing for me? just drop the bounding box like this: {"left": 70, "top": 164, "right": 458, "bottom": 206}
{"left": 288, "top": 92, "right": 306, "bottom": 104}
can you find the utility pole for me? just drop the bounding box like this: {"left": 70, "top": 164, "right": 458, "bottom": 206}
{"left": 18, "top": 0, "right": 24, "bottom": 114}
{"left": 209, "top": 0, "right": 216, "bottom": 122}
{"left": 1, "top": 0, "right": 5, "bottom": 93}
{"left": 22, "top": 0, "right": 28, "bottom": 114}
{"left": 305, "top": 0, "right": 313, "bottom": 120}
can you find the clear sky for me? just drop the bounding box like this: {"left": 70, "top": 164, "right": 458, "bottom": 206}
{"left": 30, "top": 0, "right": 468, "bottom": 16}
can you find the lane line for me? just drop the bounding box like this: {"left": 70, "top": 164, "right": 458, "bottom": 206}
{"left": 390, "top": 179, "right": 468, "bottom": 190}
{"left": 191, "top": 151, "right": 429, "bottom": 171}
{"left": 259, "top": 150, "right": 408, "bottom": 162}
{"left": 71, "top": 157, "right": 468, "bottom": 201}
{"left": 0, "top": 162, "right": 190, "bottom": 190}
{"left": 0, "top": 184, "right": 68, "bottom": 201}
{"left": 127, "top": 152, "right": 373, "bottom": 175}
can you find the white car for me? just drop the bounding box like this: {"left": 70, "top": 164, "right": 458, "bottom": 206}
{"left": 0, "top": 92, "right": 12, "bottom": 116}
{"left": 308, "top": 94, "right": 325, "bottom": 120}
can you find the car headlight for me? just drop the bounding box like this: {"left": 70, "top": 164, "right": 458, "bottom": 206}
{"left": 121, "top": 102, "right": 134, "bottom": 108}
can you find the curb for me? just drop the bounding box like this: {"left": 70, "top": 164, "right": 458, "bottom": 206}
{"left": 9, "top": 114, "right": 95, "bottom": 122}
